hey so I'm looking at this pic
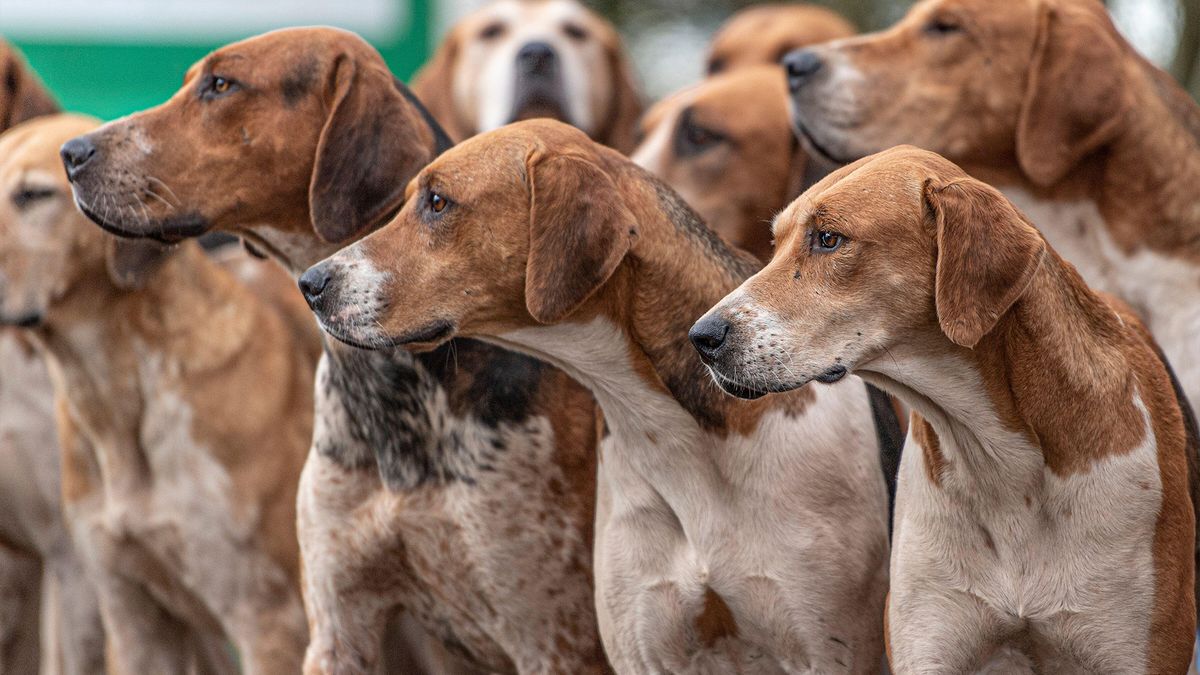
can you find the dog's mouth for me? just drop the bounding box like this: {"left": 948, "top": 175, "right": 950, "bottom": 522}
{"left": 74, "top": 195, "right": 210, "bottom": 245}
{"left": 790, "top": 116, "right": 857, "bottom": 166}
{"left": 706, "top": 367, "right": 774, "bottom": 400}
{"left": 510, "top": 82, "right": 570, "bottom": 125}
{"left": 320, "top": 318, "right": 456, "bottom": 353}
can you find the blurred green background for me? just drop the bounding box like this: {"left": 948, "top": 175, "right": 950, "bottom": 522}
{"left": 3, "top": 0, "right": 1198, "bottom": 120}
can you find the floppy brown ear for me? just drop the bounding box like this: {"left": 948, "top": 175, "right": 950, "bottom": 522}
{"left": 105, "top": 238, "right": 173, "bottom": 291}
{"left": 409, "top": 29, "right": 471, "bottom": 142}
{"left": 1015, "top": 2, "right": 1129, "bottom": 187}
{"left": 596, "top": 38, "right": 644, "bottom": 154}
{"left": 925, "top": 178, "right": 1046, "bottom": 348}
{"left": 0, "top": 43, "right": 59, "bottom": 129}
{"left": 309, "top": 53, "right": 435, "bottom": 244}
{"left": 525, "top": 152, "right": 636, "bottom": 323}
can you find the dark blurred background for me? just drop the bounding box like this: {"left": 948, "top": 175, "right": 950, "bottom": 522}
{"left": 2, "top": 0, "right": 1196, "bottom": 119}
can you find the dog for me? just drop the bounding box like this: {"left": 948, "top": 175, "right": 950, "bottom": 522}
{"left": 300, "top": 118, "right": 893, "bottom": 675}
{"left": 694, "top": 145, "right": 1199, "bottom": 673}
{"left": 783, "top": 0, "right": 1200, "bottom": 427}
{"left": 1, "top": 113, "right": 322, "bottom": 674}
{"left": 633, "top": 65, "right": 804, "bottom": 262}
{"left": 411, "top": 0, "right": 643, "bottom": 152}
{"left": 0, "top": 41, "right": 106, "bottom": 675}
{"left": 61, "top": 28, "right": 608, "bottom": 674}
{"left": 706, "top": 3, "right": 856, "bottom": 76}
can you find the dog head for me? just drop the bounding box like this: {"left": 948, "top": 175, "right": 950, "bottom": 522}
{"left": 298, "top": 119, "right": 637, "bottom": 351}
{"left": 61, "top": 27, "right": 443, "bottom": 271}
{"left": 691, "top": 146, "right": 1046, "bottom": 398}
{"left": 0, "top": 41, "right": 59, "bottom": 131}
{"left": 412, "top": 0, "right": 643, "bottom": 152}
{"left": 706, "top": 3, "right": 856, "bottom": 75}
{"left": 0, "top": 114, "right": 173, "bottom": 328}
{"left": 784, "top": 0, "right": 1133, "bottom": 186}
{"left": 633, "top": 65, "right": 803, "bottom": 261}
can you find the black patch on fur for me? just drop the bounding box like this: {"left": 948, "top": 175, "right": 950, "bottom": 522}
{"left": 394, "top": 77, "right": 454, "bottom": 156}
{"left": 315, "top": 337, "right": 548, "bottom": 490}
{"left": 866, "top": 383, "right": 903, "bottom": 538}
{"left": 281, "top": 59, "right": 318, "bottom": 107}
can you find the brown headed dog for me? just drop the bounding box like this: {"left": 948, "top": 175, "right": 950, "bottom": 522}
{"left": 696, "top": 146, "right": 1199, "bottom": 674}
{"left": 1, "top": 113, "right": 321, "bottom": 674}
{"left": 633, "top": 65, "right": 805, "bottom": 262}
{"left": 62, "top": 28, "right": 606, "bottom": 674}
{"left": 706, "top": 3, "right": 856, "bottom": 76}
{"left": 0, "top": 40, "right": 106, "bottom": 675}
{"left": 301, "top": 119, "right": 892, "bottom": 675}
{"left": 783, "top": 0, "right": 1200, "bottom": 425}
{"left": 411, "top": 0, "right": 643, "bottom": 152}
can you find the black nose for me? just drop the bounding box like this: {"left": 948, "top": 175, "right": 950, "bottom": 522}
{"left": 517, "top": 41, "right": 557, "bottom": 75}
{"left": 60, "top": 136, "right": 97, "bottom": 180}
{"left": 783, "top": 49, "right": 823, "bottom": 94}
{"left": 689, "top": 315, "right": 731, "bottom": 362}
{"left": 298, "top": 262, "right": 332, "bottom": 306}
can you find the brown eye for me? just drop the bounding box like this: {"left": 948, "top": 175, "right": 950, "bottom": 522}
{"left": 202, "top": 75, "right": 238, "bottom": 100}
{"left": 213, "top": 77, "right": 230, "bottom": 93}
{"left": 480, "top": 22, "right": 505, "bottom": 40}
{"left": 814, "top": 230, "right": 845, "bottom": 252}
{"left": 429, "top": 192, "right": 448, "bottom": 213}
{"left": 923, "top": 15, "right": 963, "bottom": 36}
{"left": 563, "top": 22, "right": 588, "bottom": 41}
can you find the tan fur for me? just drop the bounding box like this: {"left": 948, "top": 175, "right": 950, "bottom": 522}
{"left": 0, "top": 41, "right": 57, "bottom": 130}
{"left": 633, "top": 66, "right": 805, "bottom": 262}
{"left": 64, "top": 29, "right": 606, "bottom": 674}
{"left": 785, "top": 0, "right": 1200, "bottom": 425}
{"left": 706, "top": 3, "right": 856, "bottom": 75}
{"left": 0, "top": 114, "right": 321, "bottom": 674}
{"left": 411, "top": 0, "right": 642, "bottom": 152}
{"left": 309, "top": 120, "right": 891, "bottom": 674}
{"left": 700, "top": 146, "right": 1196, "bottom": 673}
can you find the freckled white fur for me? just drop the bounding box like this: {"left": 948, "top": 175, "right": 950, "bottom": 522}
{"left": 456, "top": 0, "right": 605, "bottom": 134}
{"left": 1000, "top": 187, "right": 1200, "bottom": 422}
{"left": 496, "top": 317, "right": 890, "bottom": 675}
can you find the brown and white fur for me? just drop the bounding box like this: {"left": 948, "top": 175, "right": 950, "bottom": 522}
{"left": 0, "top": 41, "right": 105, "bottom": 675}
{"left": 1, "top": 113, "right": 321, "bottom": 674}
{"left": 784, "top": 0, "right": 1200, "bottom": 426}
{"left": 696, "top": 146, "right": 1199, "bottom": 674}
{"left": 61, "top": 29, "right": 607, "bottom": 674}
{"left": 633, "top": 65, "right": 808, "bottom": 262}
{"left": 705, "top": 3, "right": 856, "bottom": 76}
{"left": 301, "top": 119, "right": 892, "bottom": 675}
{"left": 411, "top": 0, "right": 643, "bottom": 152}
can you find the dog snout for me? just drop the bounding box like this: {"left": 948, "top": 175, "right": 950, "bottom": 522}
{"left": 60, "top": 136, "right": 98, "bottom": 181}
{"left": 783, "top": 49, "right": 823, "bottom": 94}
{"left": 298, "top": 262, "right": 333, "bottom": 307}
{"left": 517, "top": 42, "right": 558, "bottom": 76}
{"left": 689, "top": 314, "right": 731, "bottom": 363}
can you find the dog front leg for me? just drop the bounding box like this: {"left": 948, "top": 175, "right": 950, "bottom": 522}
{"left": 298, "top": 451, "right": 396, "bottom": 675}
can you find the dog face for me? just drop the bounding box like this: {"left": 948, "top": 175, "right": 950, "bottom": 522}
{"left": 706, "top": 3, "right": 856, "bottom": 75}
{"left": 691, "top": 146, "right": 1045, "bottom": 398}
{"left": 413, "top": 0, "right": 642, "bottom": 151}
{"left": 0, "top": 115, "right": 162, "bottom": 326}
{"left": 633, "top": 65, "right": 801, "bottom": 261}
{"left": 61, "top": 28, "right": 439, "bottom": 255}
{"left": 0, "top": 41, "right": 59, "bottom": 131}
{"left": 299, "top": 119, "right": 635, "bottom": 351}
{"left": 785, "top": 0, "right": 1131, "bottom": 186}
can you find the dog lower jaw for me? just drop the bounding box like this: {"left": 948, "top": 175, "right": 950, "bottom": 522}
{"left": 707, "top": 366, "right": 783, "bottom": 400}
{"left": 73, "top": 195, "right": 210, "bottom": 244}
{"left": 317, "top": 318, "right": 456, "bottom": 353}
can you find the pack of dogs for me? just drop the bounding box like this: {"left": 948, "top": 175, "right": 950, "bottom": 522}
{"left": 0, "top": 0, "right": 1197, "bottom": 673}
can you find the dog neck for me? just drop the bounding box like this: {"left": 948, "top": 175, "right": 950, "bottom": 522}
{"left": 861, "top": 253, "right": 1149, "bottom": 488}
{"left": 30, "top": 245, "right": 261, "bottom": 490}
{"left": 499, "top": 173, "right": 814, "bottom": 439}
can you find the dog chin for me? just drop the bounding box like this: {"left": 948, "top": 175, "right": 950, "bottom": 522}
{"left": 319, "top": 319, "right": 456, "bottom": 352}
{"left": 789, "top": 116, "right": 862, "bottom": 166}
